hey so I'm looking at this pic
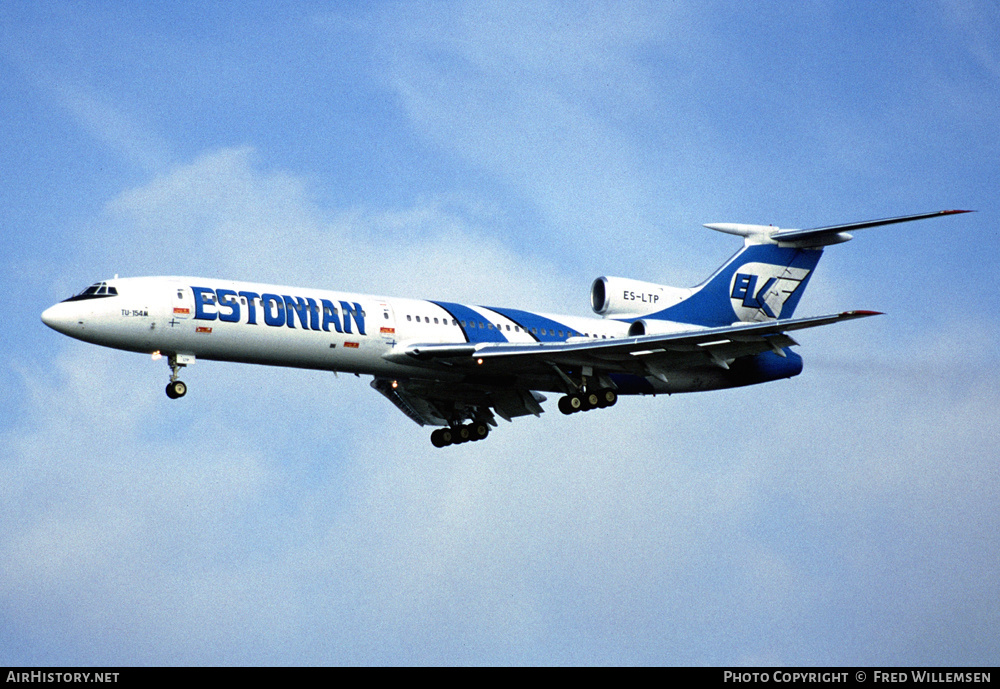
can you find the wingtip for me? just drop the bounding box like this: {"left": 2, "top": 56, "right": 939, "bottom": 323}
{"left": 842, "top": 310, "right": 884, "bottom": 317}
{"left": 942, "top": 209, "right": 975, "bottom": 215}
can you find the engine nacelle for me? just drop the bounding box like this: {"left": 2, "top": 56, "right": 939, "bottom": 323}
{"left": 591, "top": 276, "right": 694, "bottom": 318}
{"left": 626, "top": 318, "right": 693, "bottom": 337}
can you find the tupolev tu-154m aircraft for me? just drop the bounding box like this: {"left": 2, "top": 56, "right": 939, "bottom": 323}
{"left": 42, "top": 210, "right": 969, "bottom": 447}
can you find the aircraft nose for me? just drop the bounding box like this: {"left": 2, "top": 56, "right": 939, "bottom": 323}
{"left": 41, "top": 302, "right": 80, "bottom": 334}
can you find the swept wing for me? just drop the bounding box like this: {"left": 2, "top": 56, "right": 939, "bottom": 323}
{"left": 376, "top": 310, "right": 880, "bottom": 425}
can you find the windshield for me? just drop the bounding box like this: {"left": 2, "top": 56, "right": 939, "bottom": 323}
{"left": 62, "top": 281, "right": 119, "bottom": 302}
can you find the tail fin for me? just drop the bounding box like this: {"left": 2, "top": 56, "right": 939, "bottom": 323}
{"left": 643, "top": 210, "right": 972, "bottom": 327}
{"left": 645, "top": 241, "right": 822, "bottom": 326}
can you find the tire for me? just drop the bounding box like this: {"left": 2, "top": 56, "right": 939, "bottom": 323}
{"left": 166, "top": 381, "right": 187, "bottom": 399}
{"left": 471, "top": 423, "right": 489, "bottom": 441}
{"left": 431, "top": 428, "right": 449, "bottom": 448}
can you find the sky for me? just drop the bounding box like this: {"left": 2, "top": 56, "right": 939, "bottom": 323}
{"left": 1, "top": 0, "right": 998, "bottom": 666}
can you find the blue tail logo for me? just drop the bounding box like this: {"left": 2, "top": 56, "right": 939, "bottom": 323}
{"left": 729, "top": 263, "right": 811, "bottom": 322}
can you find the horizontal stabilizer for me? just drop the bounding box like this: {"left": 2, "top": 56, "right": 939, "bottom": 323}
{"left": 706, "top": 210, "right": 973, "bottom": 248}
{"left": 771, "top": 210, "right": 973, "bottom": 245}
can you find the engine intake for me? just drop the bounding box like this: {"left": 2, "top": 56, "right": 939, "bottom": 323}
{"left": 627, "top": 318, "right": 689, "bottom": 337}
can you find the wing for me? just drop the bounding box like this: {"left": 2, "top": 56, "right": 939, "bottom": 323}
{"left": 376, "top": 310, "right": 879, "bottom": 425}
{"left": 371, "top": 311, "right": 878, "bottom": 426}
{"left": 371, "top": 311, "right": 877, "bottom": 426}
{"left": 480, "top": 310, "right": 879, "bottom": 372}
{"left": 388, "top": 310, "right": 878, "bottom": 373}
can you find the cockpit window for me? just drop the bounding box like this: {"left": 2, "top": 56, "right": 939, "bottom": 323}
{"left": 63, "top": 281, "right": 119, "bottom": 302}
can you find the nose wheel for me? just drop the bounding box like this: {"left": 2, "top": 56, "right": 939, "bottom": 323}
{"left": 166, "top": 380, "right": 187, "bottom": 399}
{"left": 164, "top": 354, "right": 188, "bottom": 399}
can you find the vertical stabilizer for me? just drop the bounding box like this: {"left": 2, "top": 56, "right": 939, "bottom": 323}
{"left": 641, "top": 210, "right": 972, "bottom": 327}
{"left": 642, "top": 242, "right": 823, "bottom": 326}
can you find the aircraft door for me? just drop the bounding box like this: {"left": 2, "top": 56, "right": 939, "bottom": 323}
{"left": 377, "top": 301, "right": 397, "bottom": 345}
{"left": 170, "top": 286, "right": 193, "bottom": 323}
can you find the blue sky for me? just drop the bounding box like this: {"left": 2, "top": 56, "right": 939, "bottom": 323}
{"left": 2, "top": 1, "right": 998, "bottom": 666}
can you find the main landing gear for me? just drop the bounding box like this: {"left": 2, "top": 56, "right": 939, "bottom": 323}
{"left": 430, "top": 421, "right": 490, "bottom": 448}
{"left": 165, "top": 354, "right": 187, "bottom": 399}
{"left": 558, "top": 388, "right": 617, "bottom": 415}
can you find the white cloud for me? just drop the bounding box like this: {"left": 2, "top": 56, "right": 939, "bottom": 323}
{"left": 99, "top": 147, "right": 583, "bottom": 313}
{"left": 358, "top": 2, "right": 698, "bottom": 270}
{"left": 10, "top": 142, "right": 998, "bottom": 664}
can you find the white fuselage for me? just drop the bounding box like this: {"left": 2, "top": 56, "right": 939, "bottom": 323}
{"left": 41, "top": 276, "right": 637, "bottom": 385}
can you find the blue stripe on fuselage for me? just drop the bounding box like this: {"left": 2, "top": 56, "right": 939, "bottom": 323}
{"left": 486, "top": 306, "right": 578, "bottom": 342}
{"left": 431, "top": 301, "right": 508, "bottom": 343}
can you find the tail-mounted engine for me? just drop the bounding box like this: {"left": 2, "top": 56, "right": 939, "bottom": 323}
{"left": 625, "top": 318, "right": 690, "bottom": 336}
{"left": 591, "top": 276, "right": 694, "bottom": 318}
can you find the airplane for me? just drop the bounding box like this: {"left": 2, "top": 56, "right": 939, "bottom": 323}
{"left": 41, "top": 210, "right": 969, "bottom": 447}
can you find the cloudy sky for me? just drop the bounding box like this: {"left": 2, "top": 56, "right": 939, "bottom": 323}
{"left": 2, "top": 1, "right": 998, "bottom": 666}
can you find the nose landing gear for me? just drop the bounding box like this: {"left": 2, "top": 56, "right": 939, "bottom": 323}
{"left": 166, "top": 379, "right": 187, "bottom": 399}
{"left": 164, "top": 354, "right": 189, "bottom": 399}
